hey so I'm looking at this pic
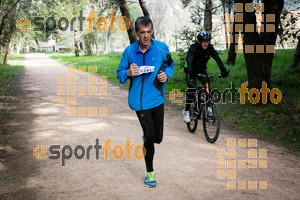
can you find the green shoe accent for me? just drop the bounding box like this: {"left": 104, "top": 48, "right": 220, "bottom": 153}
{"left": 144, "top": 172, "right": 157, "bottom": 188}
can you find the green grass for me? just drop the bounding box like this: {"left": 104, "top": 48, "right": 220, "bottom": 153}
{"left": 0, "top": 54, "right": 25, "bottom": 96}
{"left": 50, "top": 52, "right": 128, "bottom": 86}
{"left": 7, "top": 54, "right": 26, "bottom": 60}
{"left": 50, "top": 49, "right": 300, "bottom": 148}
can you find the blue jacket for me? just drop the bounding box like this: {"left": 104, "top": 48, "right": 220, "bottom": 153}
{"left": 117, "top": 39, "right": 175, "bottom": 111}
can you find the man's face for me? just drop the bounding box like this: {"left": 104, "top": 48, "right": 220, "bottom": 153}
{"left": 200, "top": 39, "right": 211, "bottom": 49}
{"left": 136, "top": 24, "right": 153, "bottom": 47}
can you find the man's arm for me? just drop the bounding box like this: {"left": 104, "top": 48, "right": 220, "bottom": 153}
{"left": 186, "top": 44, "right": 196, "bottom": 75}
{"left": 210, "top": 46, "right": 228, "bottom": 77}
{"left": 164, "top": 54, "right": 175, "bottom": 79}
{"left": 117, "top": 50, "right": 129, "bottom": 84}
{"left": 117, "top": 50, "right": 141, "bottom": 84}
{"left": 161, "top": 46, "right": 175, "bottom": 82}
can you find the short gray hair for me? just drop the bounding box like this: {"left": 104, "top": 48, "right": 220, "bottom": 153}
{"left": 135, "top": 16, "right": 153, "bottom": 32}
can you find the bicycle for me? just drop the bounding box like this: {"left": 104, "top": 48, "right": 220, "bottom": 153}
{"left": 186, "top": 73, "right": 222, "bottom": 143}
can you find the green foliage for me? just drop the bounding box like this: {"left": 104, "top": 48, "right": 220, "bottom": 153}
{"left": 279, "top": 9, "right": 300, "bottom": 44}
{"left": 82, "top": 31, "right": 97, "bottom": 55}
{"left": 128, "top": 4, "right": 143, "bottom": 23}
{"left": 82, "top": 31, "right": 96, "bottom": 44}
{"left": 176, "top": 2, "right": 203, "bottom": 72}
{"left": 180, "top": 0, "right": 193, "bottom": 8}
{"left": 175, "top": 29, "right": 197, "bottom": 72}
{"left": 0, "top": 0, "right": 20, "bottom": 59}
{"left": 190, "top": 4, "right": 203, "bottom": 26}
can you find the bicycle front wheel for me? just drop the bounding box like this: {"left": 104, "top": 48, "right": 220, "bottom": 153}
{"left": 187, "top": 100, "right": 198, "bottom": 133}
{"left": 203, "top": 103, "right": 220, "bottom": 143}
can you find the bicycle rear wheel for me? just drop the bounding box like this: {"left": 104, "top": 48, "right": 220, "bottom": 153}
{"left": 203, "top": 102, "right": 220, "bottom": 143}
{"left": 187, "top": 100, "right": 198, "bottom": 133}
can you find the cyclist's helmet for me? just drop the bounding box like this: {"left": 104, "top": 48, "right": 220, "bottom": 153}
{"left": 197, "top": 31, "right": 211, "bottom": 41}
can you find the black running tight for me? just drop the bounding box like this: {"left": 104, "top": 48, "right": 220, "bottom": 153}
{"left": 136, "top": 103, "right": 164, "bottom": 172}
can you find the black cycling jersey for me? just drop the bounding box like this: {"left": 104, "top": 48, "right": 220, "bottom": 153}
{"left": 186, "top": 42, "right": 226, "bottom": 76}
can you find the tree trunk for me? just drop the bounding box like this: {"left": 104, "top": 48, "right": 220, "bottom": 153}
{"left": 10, "top": 41, "right": 14, "bottom": 56}
{"left": 204, "top": 0, "right": 212, "bottom": 32}
{"left": 2, "top": 1, "right": 19, "bottom": 65}
{"left": 226, "top": 0, "right": 238, "bottom": 65}
{"left": 227, "top": 42, "right": 236, "bottom": 65}
{"left": 118, "top": 0, "right": 137, "bottom": 44}
{"left": 291, "top": 38, "right": 300, "bottom": 69}
{"left": 86, "top": 44, "right": 93, "bottom": 56}
{"left": 138, "top": 0, "right": 155, "bottom": 39}
{"left": 35, "top": 35, "right": 39, "bottom": 46}
{"left": 3, "top": 41, "right": 12, "bottom": 65}
{"left": 228, "top": 0, "right": 233, "bottom": 14}
{"left": 104, "top": 28, "right": 111, "bottom": 54}
{"left": 74, "top": 28, "right": 80, "bottom": 57}
{"left": 17, "top": 37, "right": 24, "bottom": 55}
{"left": 95, "top": 30, "right": 100, "bottom": 55}
{"left": 222, "top": 3, "right": 229, "bottom": 50}
{"left": 3, "top": 31, "right": 13, "bottom": 64}
{"left": 278, "top": 20, "right": 285, "bottom": 48}
{"left": 138, "top": 0, "right": 150, "bottom": 18}
{"left": 0, "top": 0, "right": 21, "bottom": 41}
{"left": 243, "top": 0, "right": 284, "bottom": 90}
{"left": 175, "top": 34, "right": 178, "bottom": 51}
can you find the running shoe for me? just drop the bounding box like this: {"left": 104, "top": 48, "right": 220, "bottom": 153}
{"left": 144, "top": 172, "right": 157, "bottom": 188}
{"left": 207, "top": 107, "right": 213, "bottom": 117}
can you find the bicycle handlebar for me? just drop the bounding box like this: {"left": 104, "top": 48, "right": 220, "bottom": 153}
{"left": 197, "top": 73, "right": 222, "bottom": 78}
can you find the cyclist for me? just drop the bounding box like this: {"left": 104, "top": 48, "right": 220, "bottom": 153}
{"left": 182, "top": 31, "right": 229, "bottom": 123}
{"left": 117, "top": 16, "right": 174, "bottom": 188}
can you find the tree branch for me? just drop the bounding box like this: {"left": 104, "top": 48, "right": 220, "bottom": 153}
{"left": 138, "top": 0, "right": 150, "bottom": 18}
{"left": 0, "top": 0, "right": 21, "bottom": 39}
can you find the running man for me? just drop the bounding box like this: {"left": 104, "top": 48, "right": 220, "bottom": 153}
{"left": 117, "top": 16, "right": 174, "bottom": 188}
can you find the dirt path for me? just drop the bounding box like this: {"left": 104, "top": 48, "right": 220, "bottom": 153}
{"left": 0, "top": 53, "right": 299, "bottom": 200}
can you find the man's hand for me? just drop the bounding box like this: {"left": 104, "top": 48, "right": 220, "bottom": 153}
{"left": 157, "top": 71, "right": 167, "bottom": 83}
{"left": 127, "top": 63, "right": 140, "bottom": 77}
